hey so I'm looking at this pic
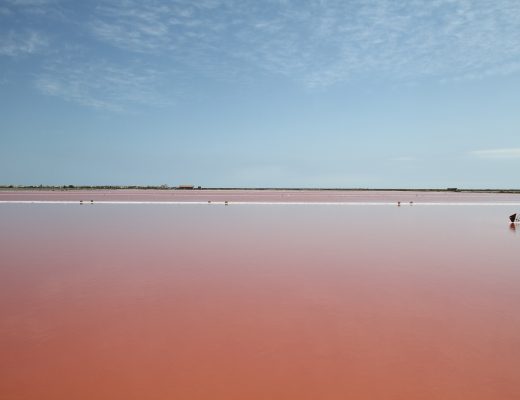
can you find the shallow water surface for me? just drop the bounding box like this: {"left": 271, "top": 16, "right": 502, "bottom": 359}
{"left": 1, "top": 202, "right": 520, "bottom": 399}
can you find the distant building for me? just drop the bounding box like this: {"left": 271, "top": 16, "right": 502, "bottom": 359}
{"left": 447, "top": 187, "right": 459, "bottom": 192}
{"left": 177, "top": 185, "right": 194, "bottom": 190}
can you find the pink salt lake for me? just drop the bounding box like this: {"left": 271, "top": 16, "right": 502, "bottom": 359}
{"left": 1, "top": 190, "right": 520, "bottom": 399}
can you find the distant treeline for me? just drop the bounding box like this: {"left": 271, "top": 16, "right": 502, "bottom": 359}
{"left": 0, "top": 185, "right": 174, "bottom": 190}
{"left": 1, "top": 185, "right": 519, "bottom": 193}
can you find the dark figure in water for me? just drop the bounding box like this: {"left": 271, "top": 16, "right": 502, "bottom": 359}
{"left": 510, "top": 213, "right": 517, "bottom": 223}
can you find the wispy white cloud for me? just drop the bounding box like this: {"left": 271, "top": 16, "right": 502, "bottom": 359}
{"left": 36, "top": 58, "right": 174, "bottom": 112}
{"left": 5, "top": 0, "right": 520, "bottom": 110}
{"left": 5, "top": 0, "right": 53, "bottom": 4}
{"left": 89, "top": 4, "right": 172, "bottom": 53}
{"left": 85, "top": 0, "right": 520, "bottom": 87}
{"left": 471, "top": 148, "right": 520, "bottom": 159}
{"left": 442, "top": 61, "right": 520, "bottom": 83}
{"left": 2, "top": 0, "right": 56, "bottom": 16}
{"left": 0, "top": 31, "right": 48, "bottom": 56}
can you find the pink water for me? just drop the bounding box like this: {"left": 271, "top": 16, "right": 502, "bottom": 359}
{"left": 1, "top": 194, "right": 520, "bottom": 399}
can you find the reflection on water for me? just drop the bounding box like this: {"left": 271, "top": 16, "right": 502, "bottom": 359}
{"left": 1, "top": 203, "right": 520, "bottom": 400}
{"left": 510, "top": 223, "right": 517, "bottom": 233}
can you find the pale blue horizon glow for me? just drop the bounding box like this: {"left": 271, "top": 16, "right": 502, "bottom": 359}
{"left": 1, "top": 0, "right": 520, "bottom": 188}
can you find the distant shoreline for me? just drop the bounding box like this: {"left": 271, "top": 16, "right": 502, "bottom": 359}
{"left": 1, "top": 186, "right": 520, "bottom": 194}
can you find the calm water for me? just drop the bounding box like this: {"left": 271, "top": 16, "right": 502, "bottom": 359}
{"left": 1, "top": 202, "right": 520, "bottom": 399}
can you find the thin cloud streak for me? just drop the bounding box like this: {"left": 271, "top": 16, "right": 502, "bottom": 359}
{"left": 2, "top": 0, "right": 56, "bottom": 16}
{"left": 5, "top": 0, "right": 53, "bottom": 5}
{"left": 471, "top": 148, "right": 520, "bottom": 159}
{"left": 36, "top": 59, "right": 174, "bottom": 112}
{"left": 0, "top": 31, "right": 48, "bottom": 56}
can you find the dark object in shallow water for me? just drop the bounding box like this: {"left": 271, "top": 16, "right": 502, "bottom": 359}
{"left": 510, "top": 213, "right": 518, "bottom": 223}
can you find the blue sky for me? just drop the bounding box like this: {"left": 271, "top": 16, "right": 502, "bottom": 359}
{"left": 1, "top": 0, "right": 520, "bottom": 188}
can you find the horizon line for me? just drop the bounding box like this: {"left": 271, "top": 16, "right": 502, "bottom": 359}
{"left": 1, "top": 185, "right": 520, "bottom": 193}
